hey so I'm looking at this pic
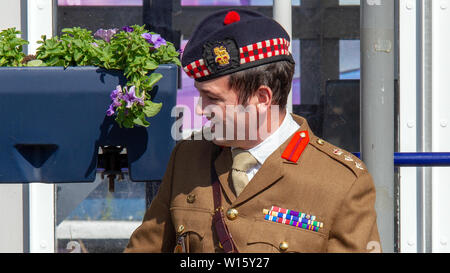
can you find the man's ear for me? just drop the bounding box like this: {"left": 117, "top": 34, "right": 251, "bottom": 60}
{"left": 255, "top": 85, "right": 273, "bottom": 108}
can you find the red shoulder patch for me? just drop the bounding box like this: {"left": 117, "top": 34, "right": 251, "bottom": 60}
{"left": 281, "top": 131, "right": 310, "bottom": 163}
{"left": 224, "top": 11, "right": 240, "bottom": 25}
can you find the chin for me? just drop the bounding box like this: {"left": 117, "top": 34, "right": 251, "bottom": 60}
{"left": 212, "top": 138, "right": 233, "bottom": 147}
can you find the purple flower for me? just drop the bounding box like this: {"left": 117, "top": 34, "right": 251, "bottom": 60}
{"left": 91, "top": 42, "right": 99, "bottom": 47}
{"left": 106, "top": 86, "right": 124, "bottom": 116}
{"left": 141, "top": 33, "right": 151, "bottom": 41}
{"left": 106, "top": 104, "right": 115, "bottom": 116}
{"left": 112, "top": 98, "right": 122, "bottom": 107}
{"left": 94, "top": 28, "right": 118, "bottom": 42}
{"left": 122, "top": 26, "right": 134, "bottom": 32}
{"left": 107, "top": 85, "right": 145, "bottom": 117}
{"left": 110, "top": 86, "right": 124, "bottom": 107}
{"left": 141, "top": 33, "right": 167, "bottom": 49}
{"left": 123, "top": 86, "right": 145, "bottom": 108}
{"left": 110, "top": 85, "right": 122, "bottom": 100}
{"left": 177, "top": 48, "right": 184, "bottom": 54}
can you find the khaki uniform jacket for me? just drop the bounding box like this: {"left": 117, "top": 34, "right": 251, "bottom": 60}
{"left": 124, "top": 115, "right": 381, "bottom": 253}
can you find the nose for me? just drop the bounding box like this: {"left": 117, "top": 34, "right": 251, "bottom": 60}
{"left": 195, "top": 97, "right": 204, "bottom": 116}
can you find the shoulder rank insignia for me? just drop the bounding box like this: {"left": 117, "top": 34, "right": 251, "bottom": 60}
{"left": 282, "top": 131, "right": 309, "bottom": 163}
{"left": 310, "top": 136, "right": 367, "bottom": 175}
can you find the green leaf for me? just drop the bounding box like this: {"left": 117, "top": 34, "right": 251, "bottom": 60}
{"left": 172, "top": 57, "right": 181, "bottom": 67}
{"left": 147, "top": 72, "right": 163, "bottom": 87}
{"left": 143, "top": 100, "right": 162, "bottom": 118}
{"left": 74, "top": 50, "right": 82, "bottom": 62}
{"left": 144, "top": 60, "right": 158, "bottom": 70}
{"left": 123, "top": 118, "right": 134, "bottom": 128}
{"left": 133, "top": 113, "right": 150, "bottom": 127}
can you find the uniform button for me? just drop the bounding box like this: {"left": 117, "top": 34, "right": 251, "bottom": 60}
{"left": 186, "top": 194, "right": 196, "bottom": 203}
{"left": 279, "top": 241, "right": 289, "bottom": 252}
{"left": 317, "top": 139, "right": 325, "bottom": 145}
{"left": 177, "top": 225, "right": 185, "bottom": 234}
{"left": 226, "top": 208, "right": 238, "bottom": 220}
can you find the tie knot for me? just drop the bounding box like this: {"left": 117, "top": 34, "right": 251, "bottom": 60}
{"left": 231, "top": 148, "right": 258, "bottom": 172}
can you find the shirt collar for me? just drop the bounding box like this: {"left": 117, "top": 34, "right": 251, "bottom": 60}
{"left": 231, "top": 112, "right": 299, "bottom": 165}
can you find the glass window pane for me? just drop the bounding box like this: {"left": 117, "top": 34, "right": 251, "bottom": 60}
{"left": 181, "top": 0, "right": 300, "bottom": 6}
{"left": 339, "top": 0, "right": 360, "bottom": 5}
{"left": 58, "top": 0, "right": 142, "bottom": 6}
{"left": 56, "top": 173, "right": 148, "bottom": 253}
{"left": 182, "top": 0, "right": 245, "bottom": 5}
{"left": 291, "top": 39, "right": 301, "bottom": 105}
{"left": 53, "top": 1, "right": 365, "bottom": 253}
{"left": 291, "top": 3, "right": 361, "bottom": 152}
{"left": 340, "top": 40, "right": 360, "bottom": 79}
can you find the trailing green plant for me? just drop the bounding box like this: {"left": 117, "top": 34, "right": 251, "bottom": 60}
{"left": 0, "top": 28, "right": 29, "bottom": 67}
{"left": 35, "top": 25, "right": 181, "bottom": 128}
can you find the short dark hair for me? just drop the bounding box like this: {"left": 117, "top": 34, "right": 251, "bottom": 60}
{"left": 228, "top": 60, "right": 295, "bottom": 109}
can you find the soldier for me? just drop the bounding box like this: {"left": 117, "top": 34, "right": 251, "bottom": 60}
{"left": 124, "top": 8, "right": 381, "bottom": 253}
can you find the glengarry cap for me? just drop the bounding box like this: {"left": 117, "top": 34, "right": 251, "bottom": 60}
{"left": 181, "top": 8, "right": 295, "bottom": 82}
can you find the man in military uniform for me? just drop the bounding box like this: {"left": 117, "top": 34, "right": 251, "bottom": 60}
{"left": 124, "top": 8, "right": 381, "bottom": 253}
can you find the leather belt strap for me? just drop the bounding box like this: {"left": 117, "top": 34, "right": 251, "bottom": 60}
{"left": 211, "top": 150, "right": 239, "bottom": 253}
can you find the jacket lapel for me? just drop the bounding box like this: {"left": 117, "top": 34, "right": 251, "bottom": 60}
{"left": 213, "top": 146, "right": 237, "bottom": 204}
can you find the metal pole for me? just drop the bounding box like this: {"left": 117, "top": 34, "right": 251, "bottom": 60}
{"left": 416, "top": 0, "right": 433, "bottom": 253}
{"left": 273, "top": 0, "right": 292, "bottom": 113}
{"left": 361, "top": 0, "right": 395, "bottom": 252}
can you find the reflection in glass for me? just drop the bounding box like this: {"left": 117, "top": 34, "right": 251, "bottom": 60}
{"left": 56, "top": 172, "right": 147, "bottom": 253}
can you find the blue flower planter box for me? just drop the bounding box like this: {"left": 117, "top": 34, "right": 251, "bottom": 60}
{"left": 0, "top": 64, "right": 177, "bottom": 183}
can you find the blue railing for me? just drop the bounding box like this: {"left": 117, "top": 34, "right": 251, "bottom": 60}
{"left": 353, "top": 152, "right": 450, "bottom": 167}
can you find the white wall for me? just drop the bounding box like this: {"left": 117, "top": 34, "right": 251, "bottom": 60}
{"left": 0, "top": 1, "right": 22, "bottom": 31}
{"left": 0, "top": 0, "right": 25, "bottom": 253}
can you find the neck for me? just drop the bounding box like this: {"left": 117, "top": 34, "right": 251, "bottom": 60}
{"left": 236, "top": 108, "right": 287, "bottom": 150}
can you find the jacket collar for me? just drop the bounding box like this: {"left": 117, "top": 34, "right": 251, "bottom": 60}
{"left": 213, "top": 114, "right": 314, "bottom": 206}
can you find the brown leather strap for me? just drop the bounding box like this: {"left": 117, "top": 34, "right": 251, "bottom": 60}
{"left": 211, "top": 149, "right": 239, "bottom": 253}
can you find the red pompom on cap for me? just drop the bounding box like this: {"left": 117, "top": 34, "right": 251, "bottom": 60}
{"left": 224, "top": 11, "right": 240, "bottom": 25}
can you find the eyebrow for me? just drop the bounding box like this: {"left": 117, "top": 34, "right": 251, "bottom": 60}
{"left": 195, "top": 85, "right": 218, "bottom": 97}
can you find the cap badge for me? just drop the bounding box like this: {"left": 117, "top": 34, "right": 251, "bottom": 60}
{"left": 214, "top": 46, "right": 230, "bottom": 66}
{"left": 203, "top": 39, "right": 239, "bottom": 74}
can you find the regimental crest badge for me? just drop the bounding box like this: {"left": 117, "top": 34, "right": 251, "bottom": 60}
{"left": 214, "top": 46, "right": 230, "bottom": 66}
{"left": 203, "top": 39, "right": 240, "bottom": 74}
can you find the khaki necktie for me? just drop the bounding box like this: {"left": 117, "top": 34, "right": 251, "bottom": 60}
{"left": 231, "top": 148, "right": 258, "bottom": 196}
